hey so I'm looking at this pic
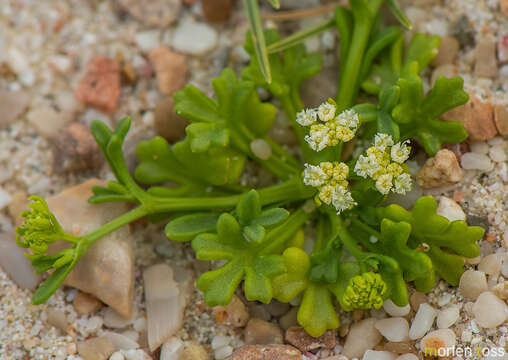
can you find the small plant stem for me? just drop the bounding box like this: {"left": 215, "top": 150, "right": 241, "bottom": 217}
{"left": 61, "top": 233, "right": 80, "bottom": 244}
{"left": 332, "top": 214, "right": 365, "bottom": 260}
{"left": 260, "top": 206, "right": 316, "bottom": 254}
{"left": 336, "top": 0, "right": 384, "bottom": 111}
{"left": 81, "top": 205, "right": 150, "bottom": 251}
{"left": 151, "top": 178, "right": 315, "bottom": 213}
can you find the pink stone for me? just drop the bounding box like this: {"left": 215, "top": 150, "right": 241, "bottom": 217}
{"left": 75, "top": 56, "right": 121, "bottom": 114}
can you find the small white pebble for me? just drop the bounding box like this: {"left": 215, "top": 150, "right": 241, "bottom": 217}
{"left": 436, "top": 293, "right": 452, "bottom": 307}
{"left": 437, "top": 305, "right": 460, "bottom": 329}
{"left": 478, "top": 254, "right": 503, "bottom": 276}
{"left": 375, "top": 317, "right": 409, "bottom": 342}
{"left": 461, "top": 153, "right": 493, "bottom": 171}
{"left": 250, "top": 139, "right": 272, "bottom": 160}
{"left": 211, "top": 335, "right": 230, "bottom": 350}
{"left": 470, "top": 141, "right": 489, "bottom": 154}
{"left": 396, "top": 354, "right": 419, "bottom": 360}
{"left": 362, "top": 350, "right": 397, "bottom": 360}
{"left": 487, "top": 136, "right": 504, "bottom": 146}
{"left": 461, "top": 329, "right": 473, "bottom": 343}
{"left": 489, "top": 145, "right": 507, "bottom": 162}
{"left": 437, "top": 196, "right": 465, "bottom": 222}
{"left": 382, "top": 299, "right": 410, "bottom": 317}
{"left": 110, "top": 352, "right": 125, "bottom": 360}
{"left": 135, "top": 30, "right": 160, "bottom": 52}
{"left": 214, "top": 345, "right": 233, "bottom": 359}
{"left": 472, "top": 291, "right": 508, "bottom": 328}
{"left": 409, "top": 303, "right": 437, "bottom": 340}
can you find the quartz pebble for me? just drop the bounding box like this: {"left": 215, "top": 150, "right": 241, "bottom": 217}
{"left": 75, "top": 56, "right": 121, "bottom": 114}
{"left": 143, "top": 264, "right": 186, "bottom": 351}
{"left": 211, "top": 335, "right": 230, "bottom": 350}
{"left": 494, "top": 105, "right": 508, "bottom": 135}
{"left": 115, "top": 0, "right": 181, "bottom": 27}
{"left": 470, "top": 141, "right": 489, "bottom": 154}
{"left": 285, "top": 326, "right": 336, "bottom": 351}
{"left": 103, "top": 332, "right": 139, "bottom": 351}
{"left": 46, "top": 309, "right": 68, "bottom": 333}
{"left": 0, "top": 232, "right": 41, "bottom": 290}
{"left": 78, "top": 337, "right": 115, "bottom": 360}
{"left": 154, "top": 97, "right": 188, "bottom": 142}
{"left": 420, "top": 329, "right": 456, "bottom": 356}
{"left": 171, "top": 19, "right": 218, "bottom": 55}
{"left": 343, "top": 318, "right": 382, "bottom": 359}
{"left": 437, "top": 305, "right": 460, "bottom": 329}
{"left": 135, "top": 31, "right": 160, "bottom": 52}
{"left": 436, "top": 196, "right": 466, "bottom": 222}
{"left": 148, "top": 47, "right": 188, "bottom": 96}
{"left": 103, "top": 307, "right": 134, "bottom": 328}
{"left": 472, "top": 291, "right": 507, "bottom": 328}
{"left": 396, "top": 355, "right": 418, "bottom": 360}
{"left": 431, "top": 36, "right": 459, "bottom": 66}
{"left": 179, "top": 342, "right": 209, "bottom": 360}
{"left": 123, "top": 349, "right": 151, "bottom": 360}
{"left": 250, "top": 139, "right": 272, "bottom": 160}
{"left": 47, "top": 180, "right": 134, "bottom": 318}
{"left": 375, "top": 318, "right": 409, "bottom": 342}
{"left": 160, "top": 337, "right": 184, "bottom": 360}
{"left": 489, "top": 144, "right": 507, "bottom": 162}
{"left": 279, "top": 307, "right": 298, "bottom": 330}
{"left": 215, "top": 346, "right": 233, "bottom": 360}
{"left": 382, "top": 300, "right": 410, "bottom": 317}
{"left": 442, "top": 96, "right": 497, "bottom": 141}
{"left": 52, "top": 122, "right": 104, "bottom": 173}
{"left": 0, "top": 90, "right": 30, "bottom": 129}
{"left": 244, "top": 318, "right": 283, "bottom": 345}
{"left": 475, "top": 39, "right": 498, "bottom": 78}
{"left": 230, "top": 344, "right": 301, "bottom": 360}
{"left": 73, "top": 291, "right": 103, "bottom": 315}
{"left": 478, "top": 254, "right": 502, "bottom": 276}
{"left": 110, "top": 351, "right": 125, "bottom": 360}
{"left": 459, "top": 270, "right": 488, "bottom": 299}
{"left": 461, "top": 153, "right": 494, "bottom": 172}
{"left": 213, "top": 295, "right": 250, "bottom": 328}
{"left": 416, "top": 149, "right": 462, "bottom": 188}
{"left": 409, "top": 303, "right": 437, "bottom": 340}
{"left": 26, "top": 106, "right": 72, "bottom": 139}
{"left": 362, "top": 350, "right": 398, "bottom": 360}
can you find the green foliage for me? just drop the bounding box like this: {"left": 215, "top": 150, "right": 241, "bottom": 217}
{"left": 378, "top": 196, "right": 483, "bottom": 285}
{"left": 192, "top": 191, "right": 302, "bottom": 305}
{"left": 393, "top": 70, "right": 469, "bottom": 155}
{"left": 17, "top": 0, "right": 488, "bottom": 341}
{"left": 174, "top": 68, "right": 299, "bottom": 179}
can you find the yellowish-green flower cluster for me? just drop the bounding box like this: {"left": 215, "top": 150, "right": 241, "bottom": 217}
{"left": 296, "top": 102, "right": 360, "bottom": 152}
{"left": 341, "top": 272, "right": 387, "bottom": 311}
{"left": 354, "top": 134, "right": 412, "bottom": 195}
{"left": 16, "top": 196, "right": 65, "bottom": 260}
{"left": 302, "top": 161, "right": 356, "bottom": 213}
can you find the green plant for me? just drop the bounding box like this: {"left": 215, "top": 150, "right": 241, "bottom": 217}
{"left": 17, "top": 0, "right": 484, "bottom": 337}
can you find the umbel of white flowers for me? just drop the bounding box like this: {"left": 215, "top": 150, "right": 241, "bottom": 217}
{"left": 296, "top": 102, "right": 359, "bottom": 151}
{"left": 299, "top": 102, "right": 412, "bottom": 214}
{"left": 354, "top": 133, "right": 412, "bottom": 195}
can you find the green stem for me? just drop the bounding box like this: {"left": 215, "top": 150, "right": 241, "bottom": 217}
{"left": 331, "top": 213, "right": 365, "bottom": 260}
{"left": 260, "top": 205, "right": 316, "bottom": 254}
{"left": 336, "top": 0, "right": 383, "bottom": 111}
{"left": 150, "top": 178, "right": 314, "bottom": 213}
{"left": 81, "top": 206, "right": 149, "bottom": 251}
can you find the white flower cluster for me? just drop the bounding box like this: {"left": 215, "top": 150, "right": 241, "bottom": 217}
{"left": 354, "top": 134, "right": 412, "bottom": 195}
{"left": 303, "top": 161, "right": 357, "bottom": 214}
{"left": 296, "top": 102, "right": 360, "bottom": 152}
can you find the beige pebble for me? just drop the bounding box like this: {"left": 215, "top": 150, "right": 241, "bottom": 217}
{"left": 244, "top": 318, "right": 283, "bottom": 345}
{"left": 416, "top": 149, "right": 462, "bottom": 188}
{"left": 431, "top": 36, "right": 459, "bottom": 66}
{"left": 459, "top": 270, "right": 488, "bottom": 299}
{"left": 213, "top": 295, "right": 249, "bottom": 328}
{"left": 73, "top": 291, "right": 103, "bottom": 315}
{"left": 494, "top": 105, "right": 508, "bottom": 136}
{"left": 443, "top": 95, "right": 497, "bottom": 141}
{"left": 475, "top": 39, "right": 498, "bottom": 78}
